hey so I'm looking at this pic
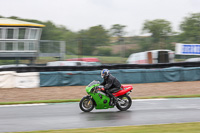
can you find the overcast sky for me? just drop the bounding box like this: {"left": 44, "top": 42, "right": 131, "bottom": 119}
{"left": 1, "top": 0, "right": 200, "bottom": 36}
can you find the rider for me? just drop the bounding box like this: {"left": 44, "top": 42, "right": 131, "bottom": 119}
{"left": 100, "top": 69, "right": 121, "bottom": 106}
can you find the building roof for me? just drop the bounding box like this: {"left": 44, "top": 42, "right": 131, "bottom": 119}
{"left": 0, "top": 18, "right": 45, "bottom": 27}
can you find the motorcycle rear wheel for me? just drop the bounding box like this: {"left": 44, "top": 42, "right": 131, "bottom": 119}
{"left": 79, "top": 96, "right": 94, "bottom": 112}
{"left": 116, "top": 94, "right": 132, "bottom": 111}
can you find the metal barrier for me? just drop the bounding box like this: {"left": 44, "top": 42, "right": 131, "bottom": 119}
{"left": 0, "top": 62, "right": 200, "bottom": 72}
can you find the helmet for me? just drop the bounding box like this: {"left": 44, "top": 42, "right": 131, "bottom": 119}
{"left": 101, "top": 69, "right": 110, "bottom": 78}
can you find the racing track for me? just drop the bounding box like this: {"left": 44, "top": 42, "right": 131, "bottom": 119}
{"left": 0, "top": 98, "right": 200, "bottom": 132}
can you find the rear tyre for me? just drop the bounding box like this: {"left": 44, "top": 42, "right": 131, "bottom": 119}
{"left": 116, "top": 94, "right": 132, "bottom": 111}
{"left": 79, "top": 96, "right": 94, "bottom": 112}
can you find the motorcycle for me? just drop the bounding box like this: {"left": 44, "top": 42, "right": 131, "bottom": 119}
{"left": 79, "top": 80, "right": 133, "bottom": 112}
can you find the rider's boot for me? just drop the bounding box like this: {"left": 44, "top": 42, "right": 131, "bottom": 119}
{"left": 109, "top": 97, "right": 113, "bottom": 106}
{"left": 106, "top": 90, "right": 117, "bottom": 106}
{"left": 109, "top": 97, "right": 117, "bottom": 106}
{"left": 113, "top": 97, "right": 117, "bottom": 105}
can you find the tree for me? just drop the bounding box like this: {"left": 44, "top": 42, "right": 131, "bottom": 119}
{"left": 142, "top": 19, "right": 172, "bottom": 43}
{"left": 139, "top": 37, "right": 154, "bottom": 51}
{"left": 41, "top": 21, "right": 72, "bottom": 40}
{"left": 180, "top": 13, "right": 200, "bottom": 43}
{"left": 77, "top": 25, "right": 110, "bottom": 55}
{"left": 87, "top": 25, "right": 110, "bottom": 46}
{"left": 110, "top": 24, "right": 126, "bottom": 42}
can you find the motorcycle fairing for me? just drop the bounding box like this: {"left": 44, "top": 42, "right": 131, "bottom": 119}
{"left": 89, "top": 91, "right": 114, "bottom": 109}
{"left": 113, "top": 85, "right": 133, "bottom": 97}
{"left": 86, "top": 82, "right": 114, "bottom": 109}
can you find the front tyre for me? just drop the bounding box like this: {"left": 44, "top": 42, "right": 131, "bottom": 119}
{"left": 79, "top": 96, "right": 94, "bottom": 112}
{"left": 116, "top": 94, "right": 132, "bottom": 111}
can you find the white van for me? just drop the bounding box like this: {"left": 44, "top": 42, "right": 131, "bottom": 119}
{"left": 46, "top": 61, "right": 90, "bottom": 66}
{"left": 0, "top": 64, "right": 28, "bottom": 68}
{"left": 127, "top": 50, "right": 174, "bottom": 64}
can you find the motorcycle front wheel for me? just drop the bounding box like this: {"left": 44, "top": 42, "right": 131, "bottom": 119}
{"left": 79, "top": 96, "right": 94, "bottom": 112}
{"left": 116, "top": 94, "right": 132, "bottom": 111}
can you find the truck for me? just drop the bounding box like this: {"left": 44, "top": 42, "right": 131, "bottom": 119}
{"left": 66, "top": 58, "right": 101, "bottom": 66}
{"left": 46, "top": 61, "right": 89, "bottom": 66}
{"left": 126, "top": 50, "right": 174, "bottom": 64}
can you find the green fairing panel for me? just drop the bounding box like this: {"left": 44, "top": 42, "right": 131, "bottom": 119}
{"left": 90, "top": 93, "right": 113, "bottom": 109}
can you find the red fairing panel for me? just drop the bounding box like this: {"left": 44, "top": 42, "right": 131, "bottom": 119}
{"left": 113, "top": 85, "right": 133, "bottom": 97}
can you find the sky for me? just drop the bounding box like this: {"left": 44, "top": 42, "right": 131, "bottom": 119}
{"left": 0, "top": 0, "right": 200, "bottom": 36}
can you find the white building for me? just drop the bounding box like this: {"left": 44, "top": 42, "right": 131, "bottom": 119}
{"left": 0, "top": 18, "right": 45, "bottom": 64}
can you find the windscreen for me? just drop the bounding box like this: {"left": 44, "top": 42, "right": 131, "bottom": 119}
{"left": 87, "top": 80, "right": 100, "bottom": 87}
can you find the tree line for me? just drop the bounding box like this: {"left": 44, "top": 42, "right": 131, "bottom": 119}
{"left": 1, "top": 13, "right": 200, "bottom": 57}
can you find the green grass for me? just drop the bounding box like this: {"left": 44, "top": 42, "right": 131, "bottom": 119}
{"left": 64, "top": 55, "right": 127, "bottom": 64}
{"left": 0, "top": 99, "right": 80, "bottom": 105}
{"left": 94, "top": 55, "right": 127, "bottom": 64}
{"left": 33, "top": 55, "right": 127, "bottom": 64}
{"left": 12, "top": 122, "right": 200, "bottom": 133}
{"left": 1, "top": 94, "right": 200, "bottom": 105}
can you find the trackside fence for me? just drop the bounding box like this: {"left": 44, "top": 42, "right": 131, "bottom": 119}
{"left": 39, "top": 67, "right": 200, "bottom": 86}
{"left": 0, "top": 67, "right": 199, "bottom": 88}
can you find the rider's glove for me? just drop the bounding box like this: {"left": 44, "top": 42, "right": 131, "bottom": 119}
{"left": 101, "top": 88, "right": 105, "bottom": 91}
{"left": 97, "top": 88, "right": 105, "bottom": 91}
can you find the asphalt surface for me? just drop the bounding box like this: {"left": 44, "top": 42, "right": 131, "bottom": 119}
{"left": 0, "top": 98, "right": 200, "bottom": 132}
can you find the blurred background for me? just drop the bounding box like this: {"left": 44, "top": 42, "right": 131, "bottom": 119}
{"left": 0, "top": 0, "right": 200, "bottom": 66}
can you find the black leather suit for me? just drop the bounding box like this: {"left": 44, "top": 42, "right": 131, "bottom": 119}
{"left": 100, "top": 74, "right": 121, "bottom": 102}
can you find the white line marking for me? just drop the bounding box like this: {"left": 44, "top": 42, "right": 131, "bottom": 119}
{"left": 133, "top": 98, "right": 168, "bottom": 101}
{"left": 0, "top": 103, "right": 47, "bottom": 108}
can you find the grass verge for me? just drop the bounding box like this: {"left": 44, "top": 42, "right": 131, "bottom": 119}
{"left": 0, "top": 94, "right": 200, "bottom": 105}
{"left": 34, "top": 55, "right": 127, "bottom": 64}
{"left": 13, "top": 122, "right": 200, "bottom": 133}
{"left": 0, "top": 99, "right": 80, "bottom": 105}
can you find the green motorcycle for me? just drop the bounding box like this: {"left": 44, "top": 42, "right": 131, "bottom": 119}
{"left": 79, "top": 80, "right": 133, "bottom": 112}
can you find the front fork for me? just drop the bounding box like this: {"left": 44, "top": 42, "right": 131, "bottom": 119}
{"left": 87, "top": 95, "right": 92, "bottom": 105}
{"left": 86, "top": 95, "right": 96, "bottom": 106}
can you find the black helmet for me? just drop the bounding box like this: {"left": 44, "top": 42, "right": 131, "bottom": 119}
{"left": 101, "top": 69, "right": 110, "bottom": 78}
